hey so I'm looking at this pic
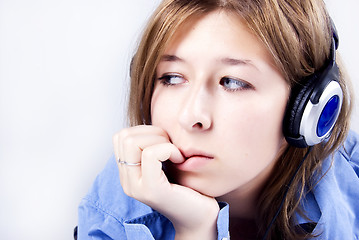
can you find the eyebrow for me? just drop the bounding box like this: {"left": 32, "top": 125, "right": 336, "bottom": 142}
{"left": 159, "top": 54, "right": 257, "bottom": 70}
{"left": 220, "top": 57, "right": 259, "bottom": 71}
{"left": 160, "top": 54, "right": 184, "bottom": 62}
{"left": 220, "top": 57, "right": 251, "bottom": 66}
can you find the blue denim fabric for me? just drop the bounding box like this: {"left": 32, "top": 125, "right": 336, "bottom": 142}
{"left": 78, "top": 131, "right": 359, "bottom": 239}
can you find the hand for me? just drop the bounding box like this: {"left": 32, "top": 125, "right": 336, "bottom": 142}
{"left": 113, "top": 125, "right": 219, "bottom": 239}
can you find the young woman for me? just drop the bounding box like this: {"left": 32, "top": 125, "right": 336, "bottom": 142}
{"left": 78, "top": 0, "right": 359, "bottom": 239}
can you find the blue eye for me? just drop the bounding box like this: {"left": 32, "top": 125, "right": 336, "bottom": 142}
{"left": 220, "top": 77, "right": 252, "bottom": 91}
{"left": 158, "top": 74, "right": 186, "bottom": 86}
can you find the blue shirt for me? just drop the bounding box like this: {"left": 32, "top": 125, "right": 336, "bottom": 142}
{"left": 78, "top": 131, "right": 359, "bottom": 239}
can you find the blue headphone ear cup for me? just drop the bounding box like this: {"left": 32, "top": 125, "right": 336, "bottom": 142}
{"left": 283, "top": 77, "right": 317, "bottom": 147}
{"left": 283, "top": 63, "right": 342, "bottom": 148}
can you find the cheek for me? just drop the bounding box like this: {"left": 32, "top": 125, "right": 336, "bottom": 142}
{"left": 219, "top": 94, "right": 288, "bottom": 158}
{"left": 223, "top": 100, "right": 285, "bottom": 135}
{"left": 216, "top": 104, "right": 286, "bottom": 184}
{"left": 151, "top": 88, "right": 178, "bottom": 127}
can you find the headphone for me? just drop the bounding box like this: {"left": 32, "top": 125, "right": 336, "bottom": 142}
{"left": 283, "top": 21, "right": 343, "bottom": 148}
{"left": 262, "top": 20, "right": 343, "bottom": 239}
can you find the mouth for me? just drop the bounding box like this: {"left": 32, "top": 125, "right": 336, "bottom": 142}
{"left": 185, "top": 154, "right": 214, "bottom": 161}
{"left": 175, "top": 149, "right": 214, "bottom": 171}
{"left": 181, "top": 148, "right": 214, "bottom": 160}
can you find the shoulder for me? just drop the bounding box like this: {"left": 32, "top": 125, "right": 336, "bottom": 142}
{"left": 337, "top": 130, "right": 359, "bottom": 173}
{"left": 78, "top": 155, "right": 156, "bottom": 239}
{"left": 310, "top": 130, "right": 359, "bottom": 238}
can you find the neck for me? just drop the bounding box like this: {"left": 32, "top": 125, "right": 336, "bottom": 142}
{"left": 216, "top": 182, "right": 259, "bottom": 219}
{"left": 217, "top": 186, "right": 262, "bottom": 240}
{"left": 217, "top": 146, "right": 284, "bottom": 219}
{"left": 216, "top": 162, "right": 275, "bottom": 219}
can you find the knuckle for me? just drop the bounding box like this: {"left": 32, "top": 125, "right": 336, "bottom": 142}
{"left": 113, "top": 130, "right": 122, "bottom": 140}
{"left": 154, "top": 126, "right": 168, "bottom": 138}
{"left": 121, "top": 182, "right": 137, "bottom": 198}
{"left": 114, "top": 128, "right": 135, "bottom": 153}
{"left": 122, "top": 134, "right": 137, "bottom": 150}
{"left": 120, "top": 182, "right": 130, "bottom": 196}
{"left": 141, "top": 147, "right": 156, "bottom": 159}
{"left": 123, "top": 187, "right": 134, "bottom": 198}
{"left": 126, "top": 187, "right": 135, "bottom": 198}
{"left": 118, "top": 128, "right": 131, "bottom": 141}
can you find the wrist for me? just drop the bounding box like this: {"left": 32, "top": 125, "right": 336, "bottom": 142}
{"left": 174, "top": 224, "right": 217, "bottom": 240}
{"left": 174, "top": 205, "right": 219, "bottom": 240}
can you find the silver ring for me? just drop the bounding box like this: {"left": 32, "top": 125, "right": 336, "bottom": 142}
{"left": 118, "top": 159, "right": 141, "bottom": 166}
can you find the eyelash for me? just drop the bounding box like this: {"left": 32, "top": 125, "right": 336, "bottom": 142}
{"left": 157, "top": 74, "right": 253, "bottom": 91}
{"left": 158, "top": 74, "right": 186, "bottom": 86}
{"left": 219, "top": 77, "right": 253, "bottom": 92}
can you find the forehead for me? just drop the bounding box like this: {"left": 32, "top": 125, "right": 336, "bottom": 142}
{"left": 160, "top": 10, "right": 276, "bottom": 71}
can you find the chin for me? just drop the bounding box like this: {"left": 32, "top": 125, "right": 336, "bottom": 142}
{"left": 183, "top": 181, "right": 221, "bottom": 198}
{"left": 163, "top": 162, "right": 221, "bottom": 197}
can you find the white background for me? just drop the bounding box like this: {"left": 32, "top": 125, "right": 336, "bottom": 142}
{"left": 0, "top": 0, "right": 357, "bottom": 239}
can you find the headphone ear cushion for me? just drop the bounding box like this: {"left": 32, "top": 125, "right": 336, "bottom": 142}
{"left": 283, "top": 77, "right": 316, "bottom": 143}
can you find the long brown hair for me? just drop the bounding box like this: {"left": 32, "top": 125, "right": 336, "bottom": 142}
{"left": 127, "top": 0, "right": 353, "bottom": 239}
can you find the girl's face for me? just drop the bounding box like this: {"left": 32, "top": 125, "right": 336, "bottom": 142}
{"left": 151, "top": 11, "right": 290, "bottom": 199}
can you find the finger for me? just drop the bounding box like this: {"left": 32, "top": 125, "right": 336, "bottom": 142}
{"left": 121, "top": 134, "right": 170, "bottom": 165}
{"left": 113, "top": 125, "right": 169, "bottom": 162}
{"left": 114, "top": 128, "right": 171, "bottom": 196}
{"left": 112, "top": 133, "right": 121, "bottom": 161}
{"left": 141, "top": 143, "right": 184, "bottom": 185}
{"left": 120, "top": 134, "right": 170, "bottom": 190}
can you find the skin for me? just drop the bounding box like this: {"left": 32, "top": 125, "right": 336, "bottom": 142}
{"left": 113, "top": 10, "right": 290, "bottom": 239}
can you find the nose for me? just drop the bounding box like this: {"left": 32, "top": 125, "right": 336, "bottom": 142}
{"left": 178, "top": 85, "right": 212, "bottom": 131}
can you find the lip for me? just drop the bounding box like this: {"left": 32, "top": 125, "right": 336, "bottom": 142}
{"left": 175, "top": 148, "right": 214, "bottom": 171}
